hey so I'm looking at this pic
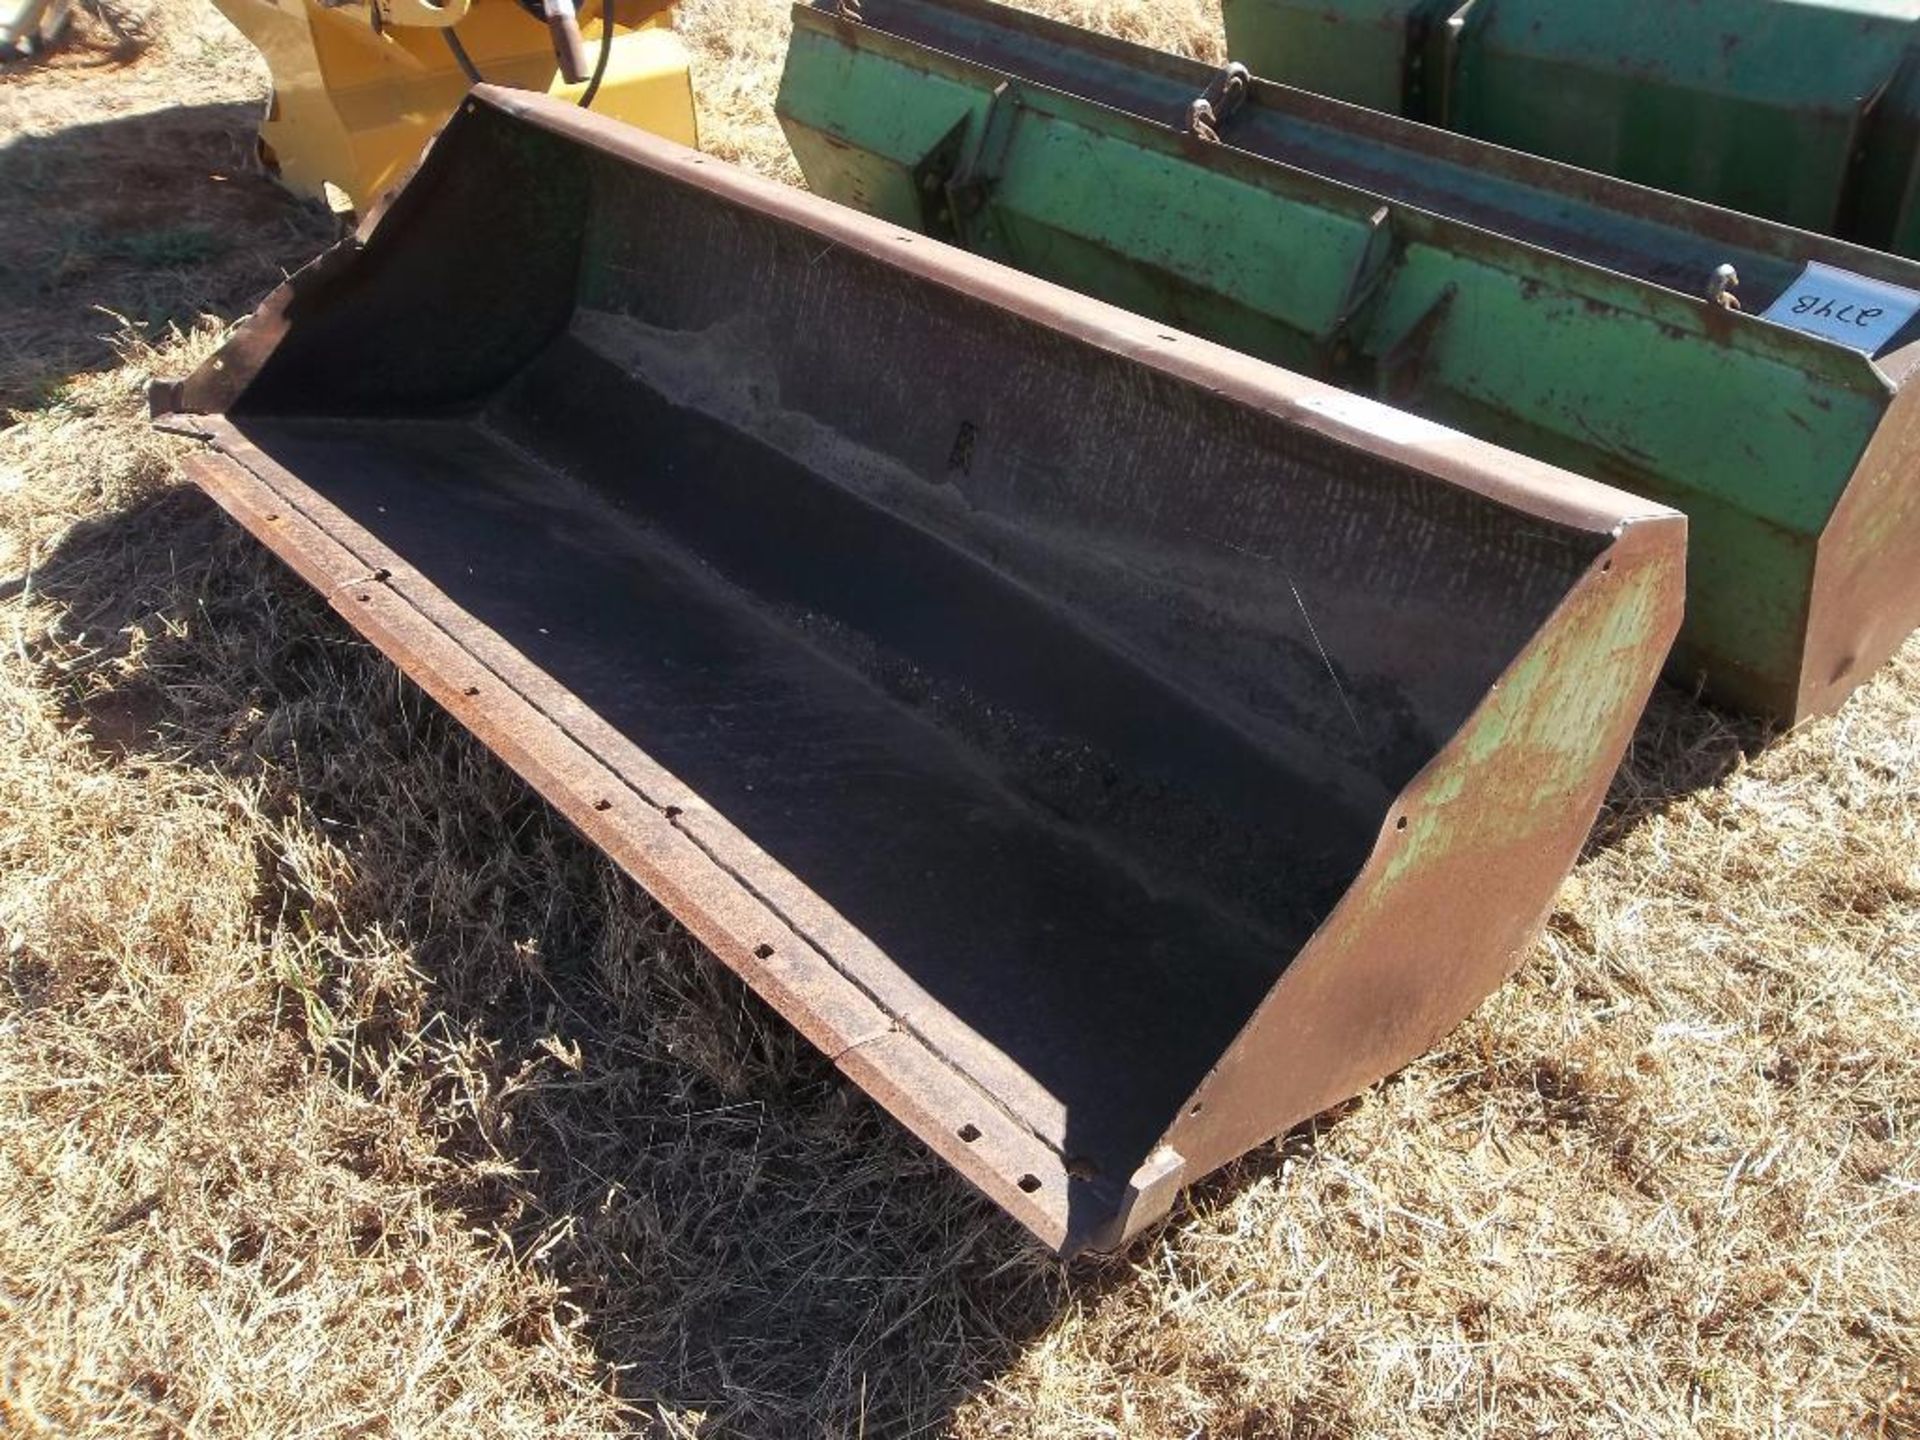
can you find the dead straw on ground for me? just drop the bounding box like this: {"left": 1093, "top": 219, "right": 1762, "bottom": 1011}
{"left": 1, "top": 2, "right": 1916, "bottom": 1436}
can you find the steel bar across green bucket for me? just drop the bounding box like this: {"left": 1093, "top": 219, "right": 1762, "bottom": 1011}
{"left": 1219, "top": 0, "right": 1920, "bottom": 258}
{"left": 776, "top": 0, "right": 1920, "bottom": 721}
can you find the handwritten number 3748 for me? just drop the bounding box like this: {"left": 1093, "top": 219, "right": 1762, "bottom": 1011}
{"left": 1791, "top": 294, "right": 1886, "bottom": 328}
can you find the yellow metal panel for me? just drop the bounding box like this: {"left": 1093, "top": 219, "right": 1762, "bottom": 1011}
{"left": 213, "top": 0, "right": 696, "bottom": 211}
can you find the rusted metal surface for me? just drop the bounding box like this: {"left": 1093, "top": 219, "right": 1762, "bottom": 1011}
{"left": 156, "top": 88, "right": 1683, "bottom": 1253}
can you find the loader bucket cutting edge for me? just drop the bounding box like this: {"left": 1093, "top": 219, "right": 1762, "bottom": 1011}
{"left": 775, "top": 0, "right": 1920, "bottom": 723}
{"left": 156, "top": 89, "right": 1683, "bottom": 1254}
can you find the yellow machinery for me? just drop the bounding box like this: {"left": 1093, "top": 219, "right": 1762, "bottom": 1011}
{"left": 0, "top": 0, "right": 73, "bottom": 58}
{"left": 213, "top": 0, "right": 696, "bottom": 211}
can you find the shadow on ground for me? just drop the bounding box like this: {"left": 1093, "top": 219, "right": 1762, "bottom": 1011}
{"left": 1584, "top": 681, "right": 1772, "bottom": 853}
{"left": 0, "top": 101, "right": 332, "bottom": 413}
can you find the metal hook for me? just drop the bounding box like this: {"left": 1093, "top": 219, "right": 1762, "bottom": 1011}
{"left": 1708, "top": 263, "right": 1742, "bottom": 312}
{"left": 1186, "top": 61, "right": 1252, "bottom": 143}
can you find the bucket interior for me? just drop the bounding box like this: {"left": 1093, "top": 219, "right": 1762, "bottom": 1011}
{"left": 203, "top": 107, "right": 1611, "bottom": 1188}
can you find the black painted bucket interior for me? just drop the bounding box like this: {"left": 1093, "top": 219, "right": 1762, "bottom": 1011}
{"left": 205, "top": 103, "right": 1607, "bottom": 1188}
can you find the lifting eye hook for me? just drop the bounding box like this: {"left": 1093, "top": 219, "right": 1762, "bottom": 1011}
{"left": 1187, "top": 62, "right": 1252, "bottom": 144}
{"left": 1708, "top": 263, "right": 1743, "bottom": 312}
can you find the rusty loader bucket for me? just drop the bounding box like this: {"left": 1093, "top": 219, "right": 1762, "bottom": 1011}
{"left": 156, "top": 89, "right": 1683, "bottom": 1254}
{"left": 777, "top": 0, "right": 1920, "bottom": 724}
{"left": 1220, "top": 0, "right": 1920, "bottom": 258}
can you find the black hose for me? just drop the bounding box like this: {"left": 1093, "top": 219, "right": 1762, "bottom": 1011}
{"left": 441, "top": 23, "right": 484, "bottom": 85}
{"left": 579, "top": 0, "right": 615, "bottom": 108}
{"left": 444, "top": 3, "right": 610, "bottom": 104}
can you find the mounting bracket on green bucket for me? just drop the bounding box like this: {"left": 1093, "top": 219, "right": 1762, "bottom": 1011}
{"left": 917, "top": 78, "right": 1019, "bottom": 245}
{"left": 1220, "top": 0, "right": 1920, "bottom": 259}
{"left": 157, "top": 88, "right": 1683, "bottom": 1255}
{"left": 777, "top": 0, "right": 1920, "bottom": 722}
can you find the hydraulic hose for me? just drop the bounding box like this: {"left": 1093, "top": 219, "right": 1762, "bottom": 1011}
{"left": 579, "top": 0, "right": 615, "bottom": 108}
{"left": 440, "top": 23, "right": 484, "bottom": 84}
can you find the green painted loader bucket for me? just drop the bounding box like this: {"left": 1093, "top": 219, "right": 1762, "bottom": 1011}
{"left": 776, "top": 0, "right": 1920, "bottom": 721}
{"left": 155, "top": 90, "right": 1682, "bottom": 1254}
{"left": 1220, "top": 0, "right": 1920, "bottom": 259}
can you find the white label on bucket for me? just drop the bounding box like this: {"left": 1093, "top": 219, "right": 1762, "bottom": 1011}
{"left": 1759, "top": 262, "right": 1920, "bottom": 355}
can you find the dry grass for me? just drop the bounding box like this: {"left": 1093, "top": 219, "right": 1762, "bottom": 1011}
{"left": 1, "top": 1, "right": 1917, "bottom": 1435}
{"left": 672, "top": 0, "right": 1220, "bottom": 181}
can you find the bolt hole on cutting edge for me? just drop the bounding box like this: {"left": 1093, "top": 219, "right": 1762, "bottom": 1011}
{"left": 957, "top": 1123, "right": 982, "bottom": 1143}
{"left": 1017, "top": 1174, "right": 1043, "bottom": 1193}
{"left": 753, "top": 943, "right": 775, "bottom": 960}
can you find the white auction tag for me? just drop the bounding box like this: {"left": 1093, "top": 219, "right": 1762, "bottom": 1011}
{"left": 1759, "top": 261, "right": 1920, "bottom": 355}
